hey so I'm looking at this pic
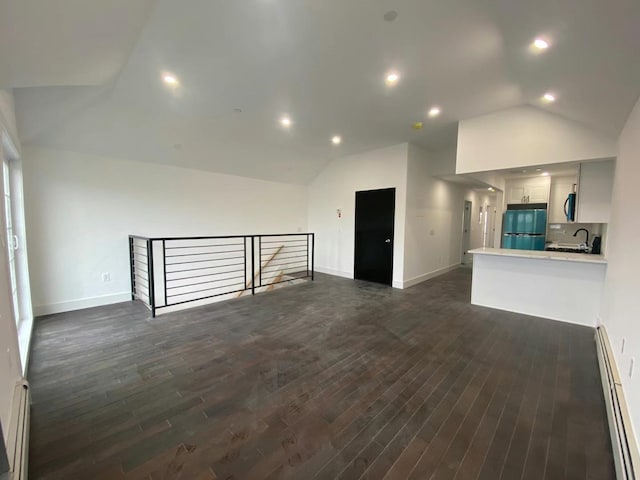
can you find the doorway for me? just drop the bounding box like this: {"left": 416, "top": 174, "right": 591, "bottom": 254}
{"left": 483, "top": 204, "right": 497, "bottom": 248}
{"left": 354, "top": 188, "right": 395, "bottom": 285}
{"left": 462, "top": 200, "right": 472, "bottom": 264}
{"left": 0, "top": 421, "right": 7, "bottom": 475}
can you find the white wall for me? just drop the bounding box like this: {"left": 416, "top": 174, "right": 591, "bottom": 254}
{"left": 0, "top": 90, "right": 20, "bottom": 153}
{"left": 429, "top": 147, "right": 457, "bottom": 176}
{"left": 403, "top": 145, "right": 470, "bottom": 287}
{"left": 307, "top": 143, "right": 408, "bottom": 286}
{"left": 456, "top": 105, "right": 617, "bottom": 174}
{"left": 464, "top": 190, "right": 497, "bottom": 250}
{"left": 601, "top": 96, "right": 640, "bottom": 445}
{"left": 0, "top": 90, "right": 23, "bottom": 444}
{"left": 22, "top": 146, "right": 308, "bottom": 315}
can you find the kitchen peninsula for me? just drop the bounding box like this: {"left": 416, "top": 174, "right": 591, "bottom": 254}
{"left": 469, "top": 247, "right": 607, "bottom": 327}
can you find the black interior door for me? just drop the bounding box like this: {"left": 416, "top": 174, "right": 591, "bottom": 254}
{"left": 0, "top": 422, "right": 8, "bottom": 475}
{"left": 354, "top": 188, "right": 395, "bottom": 285}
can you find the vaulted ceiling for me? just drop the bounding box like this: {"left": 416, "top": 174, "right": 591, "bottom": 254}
{"left": 3, "top": 0, "right": 640, "bottom": 184}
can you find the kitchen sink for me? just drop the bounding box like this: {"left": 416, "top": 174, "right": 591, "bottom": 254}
{"left": 545, "top": 247, "right": 590, "bottom": 253}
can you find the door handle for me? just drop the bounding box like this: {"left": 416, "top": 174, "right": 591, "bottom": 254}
{"left": 12, "top": 234, "right": 18, "bottom": 250}
{"left": 385, "top": 239, "right": 391, "bottom": 243}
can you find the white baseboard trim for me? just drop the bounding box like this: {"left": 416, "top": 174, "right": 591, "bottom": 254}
{"left": 315, "top": 267, "right": 406, "bottom": 290}
{"left": 34, "top": 292, "right": 131, "bottom": 316}
{"left": 314, "top": 266, "right": 353, "bottom": 279}
{"left": 315, "top": 265, "right": 461, "bottom": 290}
{"left": 401, "top": 264, "right": 462, "bottom": 289}
{"left": 470, "top": 299, "right": 596, "bottom": 328}
{"left": 596, "top": 326, "right": 639, "bottom": 480}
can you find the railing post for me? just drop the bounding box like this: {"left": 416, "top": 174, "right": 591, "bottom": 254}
{"left": 306, "top": 234, "right": 309, "bottom": 278}
{"left": 243, "top": 236, "right": 247, "bottom": 290}
{"left": 251, "top": 236, "right": 256, "bottom": 295}
{"left": 148, "top": 239, "right": 156, "bottom": 317}
{"left": 311, "top": 233, "right": 315, "bottom": 281}
{"left": 162, "top": 239, "right": 167, "bottom": 309}
{"left": 258, "top": 236, "right": 262, "bottom": 287}
{"left": 129, "top": 236, "right": 135, "bottom": 300}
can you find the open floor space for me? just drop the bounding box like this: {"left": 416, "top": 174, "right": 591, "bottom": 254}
{"left": 1, "top": 3, "right": 639, "bottom": 477}
{"left": 28, "top": 270, "right": 614, "bottom": 479}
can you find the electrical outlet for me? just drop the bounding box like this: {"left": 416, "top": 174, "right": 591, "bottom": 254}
{"left": 630, "top": 358, "right": 635, "bottom": 379}
{"left": 622, "top": 338, "right": 626, "bottom": 354}
{"left": 101, "top": 272, "right": 111, "bottom": 282}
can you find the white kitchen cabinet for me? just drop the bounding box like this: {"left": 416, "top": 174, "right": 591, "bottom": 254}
{"left": 507, "top": 185, "right": 526, "bottom": 204}
{"left": 527, "top": 183, "right": 550, "bottom": 203}
{"left": 548, "top": 176, "right": 577, "bottom": 224}
{"left": 577, "top": 159, "right": 615, "bottom": 223}
{"left": 505, "top": 177, "right": 550, "bottom": 204}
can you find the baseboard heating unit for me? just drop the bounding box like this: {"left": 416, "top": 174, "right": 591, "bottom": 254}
{"left": 596, "top": 326, "right": 639, "bottom": 480}
{"left": 5, "top": 380, "right": 30, "bottom": 480}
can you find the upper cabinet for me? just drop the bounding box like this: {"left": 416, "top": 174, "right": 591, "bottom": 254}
{"left": 548, "top": 175, "right": 578, "bottom": 224}
{"left": 576, "top": 159, "right": 615, "bottom": 223}
{"left": 527, "top": 182, "right": 550, "bottom": 203}
{"left": 507, "top": 185, "right": 526, "bottom": 204}
{"left": 506, "top": 177, "right": 550, "bottom": 204}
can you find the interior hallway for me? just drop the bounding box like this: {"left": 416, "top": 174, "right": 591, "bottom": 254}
{"left": 27, "top": 269, "right": 614, "bottom": 479}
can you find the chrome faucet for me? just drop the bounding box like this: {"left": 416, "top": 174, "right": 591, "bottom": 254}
{"left": 573, "top": 228, "right": 590, "bottom": 248}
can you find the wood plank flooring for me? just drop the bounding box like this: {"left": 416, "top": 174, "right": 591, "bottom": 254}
{"left": 27, "top": 268, "right": 615, "bottom": 479}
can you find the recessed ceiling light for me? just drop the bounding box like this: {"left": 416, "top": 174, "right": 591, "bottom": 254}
{"left": 536, "top": 168, "right": 542, "bottom": 171}
{"left": 533, "top": 38, "right": 550, "bottom": 50}
{"left": 385, "top": 71, "right": 400, "bottom": 86}
{"left": 280, "top": 115, "right": 292, "bottom": 127}
{"left": 331, "top": 135, "right": 342, "bottom": 145}
{"left": 428, "top": 106, "right": 441, "bottom": 117}
{"left": 541, "top": 172, "right": 550, "bottom": 176}
{"left": 542, "top": 92, "right": 556, "bottom": 103}
{"left": 488, "top": 187, "right": 495, "bottom": 192}
{"left": 162, "top": 73, "right": 179, "bottom": 85}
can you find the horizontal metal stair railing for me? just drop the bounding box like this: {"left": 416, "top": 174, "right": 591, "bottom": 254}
{"left": 129, "top": 233, "right": 314, "bottom": 316}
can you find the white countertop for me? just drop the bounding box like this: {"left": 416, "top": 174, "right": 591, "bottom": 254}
{"left": 469, "top": 247, "right": 607, "bottom": 265}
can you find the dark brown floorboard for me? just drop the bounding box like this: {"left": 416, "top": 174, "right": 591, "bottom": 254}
{"left": 27, "top": 268, "right": 615, "bottom": 479}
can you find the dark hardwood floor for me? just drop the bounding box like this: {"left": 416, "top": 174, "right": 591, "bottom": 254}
{"left": 27, "top": 268, "right": 615, "bottom": 480}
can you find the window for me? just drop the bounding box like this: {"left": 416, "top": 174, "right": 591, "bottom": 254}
{"left": 3, "top": 156, "right": 20, "bottom": 328}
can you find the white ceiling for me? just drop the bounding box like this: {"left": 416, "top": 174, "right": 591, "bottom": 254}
{"left": 5, "top": 0, "right": 640, "bottom": 184}
{"left": 0, "top": 0, "right": 156, "bottom": 87}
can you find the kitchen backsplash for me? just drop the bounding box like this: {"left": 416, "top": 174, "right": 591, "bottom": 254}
{"left": 546, "top": 222, "right": 604, "bottom": 245}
